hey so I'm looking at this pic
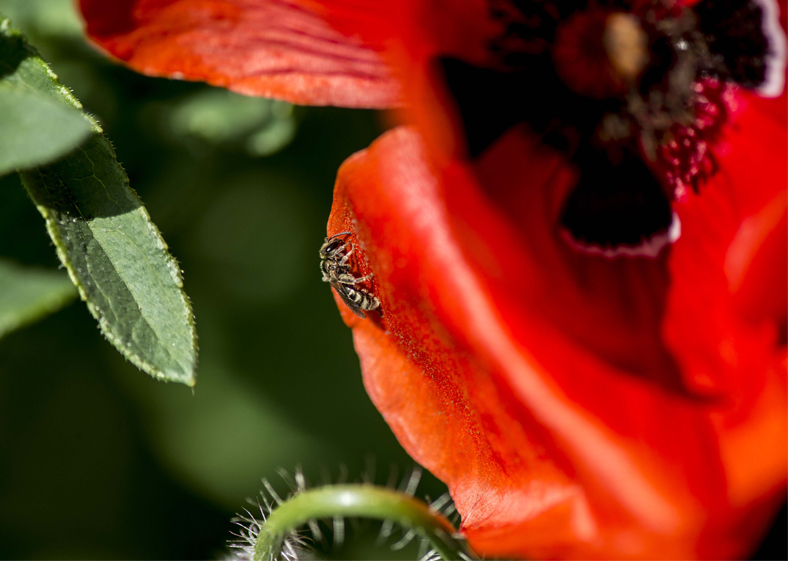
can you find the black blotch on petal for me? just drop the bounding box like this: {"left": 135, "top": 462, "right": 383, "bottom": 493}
{"left": 438, "top": 58, "right": 528, "bottom": 157}
{"left": 560, "top": 148, "right": 673, "bottom": 247}
{"left": 438, "top": 57, "right": 610, "bottom": 158}
{"left": 695, "top": 0, "right": 769, "bottom": 88}
{"left": 439, "top": 56, "right": 673, "bottom": 249}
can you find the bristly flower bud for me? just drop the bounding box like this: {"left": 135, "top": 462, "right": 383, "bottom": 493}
{"left": 226, "top": 468, "right": 476, "bottom": 561}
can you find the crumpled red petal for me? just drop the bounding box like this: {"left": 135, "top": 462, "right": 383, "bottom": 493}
{"left": 328, "top": 126, "right": 787, "bottom": 559}
{"left": 78, "top": 0, "right": 400, "bottom": 107}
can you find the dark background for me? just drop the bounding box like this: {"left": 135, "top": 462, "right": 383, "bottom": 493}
{"left": 0, "top": 0, "right": 783, "bottom": 559}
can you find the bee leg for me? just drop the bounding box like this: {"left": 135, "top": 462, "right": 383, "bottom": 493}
{"left": 336, "top": 273, "right": 359, "bottom": 284}
{"left": 332, "top": 241, "right": 349, "bottom": 257}
{"left": 337, "top": 273, "right": 374, "bottom": 285}
{"left": 339, "top": 245, "right": 355, "bottom": 266}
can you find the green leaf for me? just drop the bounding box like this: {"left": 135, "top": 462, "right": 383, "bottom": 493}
{"left": 0, "top": 258, "right": 76, "bottom": 338}
{"left": 0, "top": 89, "right": 92, "bottom": 176}
{"left": 0, "top": 19, "right": 197, "bottom": 385}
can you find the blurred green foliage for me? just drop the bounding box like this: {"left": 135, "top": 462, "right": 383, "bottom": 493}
{"left": 0, "top": 258, "right": 76, "bottom": 337}
{"left": 0, "top": 0, "right": 447, "bottom": 558}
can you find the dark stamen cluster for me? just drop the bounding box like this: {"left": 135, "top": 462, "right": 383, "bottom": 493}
{"left": 655, "top": 77, "right": 731, "bottom": 199}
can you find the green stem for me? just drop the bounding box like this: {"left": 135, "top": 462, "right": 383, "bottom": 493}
{"left": 252, "top": 484, "right": 475, "bottom": 561}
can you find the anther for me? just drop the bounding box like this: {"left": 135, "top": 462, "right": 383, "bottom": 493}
{"left": 604, "top": 13, "right": 650, "bottom": 83}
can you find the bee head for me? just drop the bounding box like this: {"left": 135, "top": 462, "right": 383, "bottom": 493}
{"left": 320, "top": 240, "right": 342, "bottom": 257}
{"left": 320, "top": 232, "right": 352, "bottom": 258}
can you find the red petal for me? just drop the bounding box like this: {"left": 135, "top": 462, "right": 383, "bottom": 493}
{"left": 329, "top": 127, "right": 787, "bottom": 559}
{"left": 664, "top": 89, "right": 788, "bottom": 397}
{"left": 727, "top": 191, "right": 787, "bottom": 326}
{"left": 78, "top": 0, "right": 400, "bottom": 107}
{"left": 662, "top": 88, "right": 788, "bottom": 521}
{"left": 305, "top": 0, "right": 499, "bottom": 63}
{"left": 723, "top": 93, "right": 788, "bottom": 327}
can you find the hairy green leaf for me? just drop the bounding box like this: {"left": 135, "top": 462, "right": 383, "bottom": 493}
{"left": 0, "top": 90, "right": 91, "bottom": 176}
{"left": 0, "top": 259, "right": 76, "bottom": 338}
{"left": 0, "top": 18, "right": 197, "bottom": 384}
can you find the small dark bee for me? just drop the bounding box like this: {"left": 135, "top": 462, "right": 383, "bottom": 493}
{"left": 320, "top": 231, "right": 380, "bottom": 319}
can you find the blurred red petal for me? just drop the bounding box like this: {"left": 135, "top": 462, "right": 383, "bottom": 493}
{"left": 663, "top": 88, "right": 788, "bottom": 397}
{"left": 78, "top": 0, "right": 400, "bottom": 107}
{"left": 721, "top": 93, "right": 788, "bottom": 328}
{"left": 661, "top": 89, "right": 788, "bottom": 524}
{"left": 305, "top": 0, "right": 498, "bottom": 64}
{"left": 329, "top": 127, "right": 787, "bottom": 559}
{"left": 727, "top": 193, "right": 787, "bottom": 326}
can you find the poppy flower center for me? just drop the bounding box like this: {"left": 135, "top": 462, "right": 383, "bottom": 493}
{"left": 440, "top": 0, "right": 785, "bottom": 256}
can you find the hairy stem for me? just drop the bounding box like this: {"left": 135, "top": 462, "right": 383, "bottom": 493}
{"left": 253, "top": 484, "right": 474, "bottom": 561}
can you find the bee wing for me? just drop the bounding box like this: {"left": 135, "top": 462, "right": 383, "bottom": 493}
{"left": 330, "top": 282, "right": 367, "bottom": 319}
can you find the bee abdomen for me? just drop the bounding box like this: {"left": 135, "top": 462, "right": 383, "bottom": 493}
{"left": 345, "top": 286, "right": 380, "bottom": 311}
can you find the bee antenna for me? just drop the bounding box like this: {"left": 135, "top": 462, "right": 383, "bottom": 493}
{"left": 328, "top": 231, "right": 352, "bottom": 240}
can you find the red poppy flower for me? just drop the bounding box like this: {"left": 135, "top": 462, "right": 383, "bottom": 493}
{"left": 80, "top": 0, "right": 787, "bottom": 558}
